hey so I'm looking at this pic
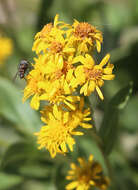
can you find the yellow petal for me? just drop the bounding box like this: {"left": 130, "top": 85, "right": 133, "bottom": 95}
{"left": 80, "top": 123, "right": 92, "bottom": 128}
{"left": 75, "top": 66, "right": 86, "bottom": 84}
{"left": 80, "top": 82, "right": 88, "bottom": 96}
{"left": 57, "top": 56, "right": 64, "bottom": 70}
{"left": 60, "top": 142, "right": 67, "bottom": 152}
{"left": 67, "top": 137, "right": 75, "bottom": 151}
{"left": 88, "top": 80, "right": 96, "bottom": 93}
{"left": 102, "top": 74, "right": 115, "bottom": 80}
{"left": 30, "top": 94, "right": 40, "bottom": 110}
{"left": 70, "top": 163, "right": 76, "bottom": 169}
{"left": 66, "top": 176, "right": 74, "bottom": 180}
{"left": 71, "top": 131, "right": 84, "bottom": 136}
{"left": 73, "top": 56, "right": 85, "bottom": 64}
{"left": 66, "top": 181, "right": 79, "bottom": 190}
{"left": 100, "top": 54, "right": 110, "bottom": 67}
{"left": 97, "top": 79, "right": 104, "bottom": 87}
{"left": 90, "top": 180, "right": 95, "bottom": 185}
{"left": 88, "top": 154, "right": 94, "bottom": 162}
{"left": 85, "top": 54, "right": 95, "bottom": 68}
{"left": 63, "top": 112, "right": 69, "bottom": 124}
{"left": 63, "top": 47, "right": 75, "bottom": 53}
{"left": 64, "top": 80, "right": 71, "bottom": 94}
{"left": 66, "top": 69, "right": 73, "bottom": 81}
{"left": 66, "top": 96, "right": 80, "bottom": 102}
{"left": 54, "top": 14, "right": 59, "bottom": 27}
{"left": 96, "top": 40, "right": 101, "bottom": 53}
{"left": 53, "top": 104, "right": 61, "bottom": 120}
{"left": 96, "top": 86, "right": 104, "bottom": 100}
{"left": 64, "top": 100, "right": 75, "bottom": 110}
{"left": 103, "top": 64, "right": 114, "bottom": 74}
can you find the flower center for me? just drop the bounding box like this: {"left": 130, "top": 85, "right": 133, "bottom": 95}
{"left": 78, "top": 168, "right": 91, "bottom": 184}
{"left": 84, "top": 68, "right": 102, "bottom": 80}
{"left": 50, "top": 41, "right": 63, "bottom": 53}
{"left": 74, "top": 22, "right": 96, "bottom": 39}
{"left": 54, "top": 62, "right": 74, "bottom": 80}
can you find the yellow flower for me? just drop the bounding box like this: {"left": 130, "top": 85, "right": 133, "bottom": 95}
{"left": 40, "top": 54, "right": 75, "bottom": 88}
{"left": 0, "top": 36, "right": 13, "bottom": 64}
{"left": 39, "top": 79, "right": 80, "bottom": 110}
{"left": 72, "top": 53, "right": 115, "bottom": 100}
{"left": 66, "top": 154, "right": 110, "bottom": 190}
{"left": 23, "top": 55, "right": 80, "bottom": 110}
{"left": 34, "top": 99, "right": 92, "bottom": 158}
{"left": 23, "top": 59, "right": 46, "bottom": 110}
{"left": 67, "top": 20, "right": 103, "bottom": 53}
{"left": 32, "top": 14, "right": 75, "bottom": 59}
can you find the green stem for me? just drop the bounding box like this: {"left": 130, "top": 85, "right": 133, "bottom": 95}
{"left": 84, "top": 96, "right": 116, "bottom": 188}
{"left": 90, "top": 131, "right": 117, "bottom": 190}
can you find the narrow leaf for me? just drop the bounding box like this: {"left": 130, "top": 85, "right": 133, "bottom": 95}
{"left": 99, "top": 82, "right": 133, "bottom": 155}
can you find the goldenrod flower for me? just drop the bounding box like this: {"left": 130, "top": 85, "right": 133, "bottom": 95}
{"left": 67, "top": 20, "right": 103, "bottom": 53}
{"left": 32, "top": 14, "right": 75, "bottom": 60}
{"left": 0, "top": 36, "right": 13, "bottom": 64}
{"left": 23, "top": 59, "right": 45, "bottom": 110}
{"left": 23, "top": 54, "right": 79, "bottom": 110}
{"left": 39, "top": 54, "right": 75, "bottom": 87}
{"left": 72, "top": 54, "right": 115, "bottom": 100}
{"left": 66, "top": 154, "right": 110, "bottom": 190}
{"left": 34, "top": 99, "right": 92, "bottom": 158}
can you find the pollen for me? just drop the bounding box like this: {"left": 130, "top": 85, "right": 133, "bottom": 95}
{"left": 50, "top": 41, "right": 63, "bottom": 53}
{"left": 74, "top": 22, "right": 96, "bottom": 39}
{"left": 54, "top": 62, "right": 74, "bottom": 80}
{"left": 84, "top": 68, "right": 102, "bottom": 80}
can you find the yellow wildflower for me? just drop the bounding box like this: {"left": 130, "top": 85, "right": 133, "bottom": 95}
{"left": 34, "top": 99, "right": 92, "bottom": 158}
{"left": 23, "top": 54, "right": 80, "bottom": 110}
{"left": 23, "top": 70, "right": 78, "bottom": 111}
{"left": 40, "top": 54, "right": 75, "bottom": 86}
{"left": 0, "top": 36, "right": 13, "bottom": 64}
{"left": 72, "top": 53, "right": 115, "bottom": 100}
{"left": 67, "top": 20, "right": 103, "bottom": 53}
{"left": 32, "top": 14, "right": 75, "bottom": 59}
{"left": 39, "top": 78, "right": 80, "bottom": 110}
{"left": 23, "top": 60, "right": 45, "bottom": 110}
{"left": 66, "top": 154, "right": 110, "bottom": 190}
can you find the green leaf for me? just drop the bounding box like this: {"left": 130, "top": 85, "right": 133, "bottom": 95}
{"left": 1, "top": 141, "right": 39, "bottom": 169}
{"left": 99, "top": 82, "right": 133, "bottom": 155}
{"left": 19, "top": 164, "right": 51, "bottom": 178}
{"left": 23, "top": 180, "right": 57, "bottom": 190}
{"left": 0, "top": 77, "right": 42, "bottom": 135}
{"left": 77, "top": 135, "right": 107, "bottom": 172}
{"left": 120, "top": 95, "right": 138, "bottom": 131}
{"left": 0, "top": 172, "right": 23, "bottom": 189}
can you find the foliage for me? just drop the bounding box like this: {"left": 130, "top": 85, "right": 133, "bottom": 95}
{"left": 0, "top": 0, "right": 137, "bottom": 189}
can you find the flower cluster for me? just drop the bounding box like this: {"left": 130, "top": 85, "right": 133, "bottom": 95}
{"left": 66, "top": 154, "right": 110, "bottom": 190}
{"left": 0, "top": 34, "right": 13, "bottom": 64}
{"left": 34, "top": 99, "right": 91, "bottom": 158}
{"left": 23, "top": 15, "right": 114, "bottom": 158}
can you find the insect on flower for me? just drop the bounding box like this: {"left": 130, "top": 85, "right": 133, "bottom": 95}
{"left": 13, "top": 60, "right": 31, "bottom": 81}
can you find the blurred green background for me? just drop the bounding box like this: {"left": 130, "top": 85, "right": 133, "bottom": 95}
{"left": 0, "top": 0, "right": 138, "bottom": 189}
